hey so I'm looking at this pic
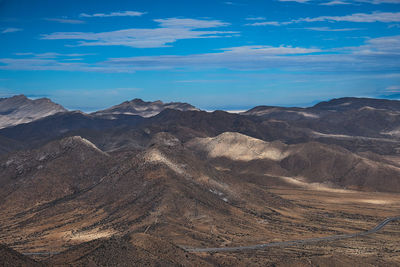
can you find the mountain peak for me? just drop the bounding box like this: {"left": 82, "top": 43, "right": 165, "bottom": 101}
{"left": 59, "top": 136, "right": 108, "bottom": 155}
{"left": 0, "top": 95, "right": 67, "bottom": 129}
{"left": 10, "top": 94, "right": 28, "bottom": 100}
{"left": 93, "top": 98, "right": 198, "bottom": 118}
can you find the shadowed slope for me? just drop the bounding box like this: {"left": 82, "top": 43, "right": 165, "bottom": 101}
{"left": 187, "top": 132, "right": 400, "bottom": 192}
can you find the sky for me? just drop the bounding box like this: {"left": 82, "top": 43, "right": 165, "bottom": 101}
{"left": 0, "top": 0, "right": 400, "bottom": 111}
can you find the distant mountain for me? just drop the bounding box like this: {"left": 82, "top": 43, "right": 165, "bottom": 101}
{"left": 243, "top": 97, "right": 400, "bottom": 116}
{"left": 0, "top": 95, "right": 67, "bottom": 129}
{"left": 242, "top": 97, "right": 400, "bottom": 143}
{"left": 92, "top": 98, "right": 199, "bottom": 118}
{"left": 310, "top": 97, "right": 400, "bottom": 112}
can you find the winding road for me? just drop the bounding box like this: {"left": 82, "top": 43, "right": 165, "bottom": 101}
{"left": 183, "top": 216, "right": 400, "bottom": 253}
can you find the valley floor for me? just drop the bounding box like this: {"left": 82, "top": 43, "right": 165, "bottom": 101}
{"left": 4, "top": 185, "right": 399, "bottom": 266}
{"left": 191, "top": 187, "right": 400, "bottom": 266}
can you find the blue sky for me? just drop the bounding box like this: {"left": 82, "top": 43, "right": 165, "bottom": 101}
{"left": 0, "top": 0, "right": 400, "bottom": 111}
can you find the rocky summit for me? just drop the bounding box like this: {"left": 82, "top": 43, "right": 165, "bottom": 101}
{"left": 0, "top": 95, "right": 67, "bottom": 129}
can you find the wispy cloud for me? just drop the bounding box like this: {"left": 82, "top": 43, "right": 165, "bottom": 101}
{"left": 45, "top": 18, "right": 85, "bottom": 24}
{"left": 320, "top": 0, "right": 351, "bottom": 5}
{"left": 247, "top": 11, "right": 400, "bottom": 26}
{"left": 295, "top": 11, "right": 400, "bottom": 23}
{"left": 41, "top": 18, "right": 237, "bottom": 48}
{"left": 223, "top": 1, "right": 244, "bottom": 5}
{"left": 79, "top": 11, "right": 146, "bottom": 18}
{"left": 353, "top": 0, "right": 400, "bottom": 4}
{"left": 281, "top": 0, "right": 400, "bottom": 4}
{"left": 13, "top": 52, "right": 94, "bottom": 58}
{"left": 296, "top": 27, "right": 362, "bottom": 31}
{"left": 245, "top": 17, "right": 266, "bottom": 21}
{"left": 1, "top": 27, "right": 22, "bottom": 34}
{"left": 246, "top": 21, "right": 284, "bottom": 26}
{"left": 350, "top": 35, "right": 400, "bottom": 55}
{"left": 2, "top": 36, "right": 400, "bottom": 74}
{"left": 385, "top": 85, "right": 400, "bottom": 92}
{"left": 100, "top": 36, "right": 400, "bottom": 72}
{"left": 0, "top": 58, "right": 134, "bottom": 73}
{"left": 154, "top": 18, "right": 229, "bottom": 28}
{"left": 278, "top": 0, "right": 311, "bottom": 3}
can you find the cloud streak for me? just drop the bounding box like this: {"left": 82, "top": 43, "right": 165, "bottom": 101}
{"left": 79, "top": 11, "right": 146, "bottom": 18}
{"left": 281, "top": 0, "right": 400, "bottom": 4}
{"left": 40, "top": 18, "right": 237, "bottom": 48}
{"left": 45, "top": 18, "right": 85, "bottom": 24}
{"left": 13, "top": 52, "right": 94, "bottom": 58}
{"left": 296, "top": 27, "right": 362, "bottom": 31}
{"left": 247, "top": 11, "right": 400, "bottom": 26}
{"left": 1, "top": 28, "right": 22, "bottom": 34}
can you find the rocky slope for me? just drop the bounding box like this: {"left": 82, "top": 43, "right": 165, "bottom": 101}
{"left": 46, "top": 233, "right": 212, "bottom": 266}
{"left": 0, "top": 133, "right": 295, "bottom": 256}
{"left": 0, "top": 95, "right": 67, "bottom": 129}
{"left": 187, "top": 132, "right": 400, "bottom": 192}
{"left": 0, "top": 244, "right": 42, "bottom": 267}
{"left": 93, "top": 98, "right": 199, "bottom": 118}
{"left": 0, "top": 136, "right": 112, "bottom": 213}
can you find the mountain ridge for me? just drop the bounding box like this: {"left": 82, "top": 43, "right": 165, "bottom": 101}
{"left": 0, "top": 94, "right": 67, "bottom": 129}
{"left": 92, "top": 98, "right": 199, "bottom": 118}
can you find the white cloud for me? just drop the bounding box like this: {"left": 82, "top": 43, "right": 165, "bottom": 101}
{"left": 41, "top": 18, "right": 237, "bottom": 48}
{"left": 1, "top": 28, "right": 22, "bottom": 34}
{"left": 218, "top": 45, "right": 321, "bottom": 54}
{"left": 246, "top": 21, "right": 284, "bottom": 26}
{"left": 386, "top": 85, "right": 400, "bottom": 92}
{"left": 295, "top": 11, "right": 400, "bottom": 23}
{"left": 45, "top": 18, "right": 85, "bottom": 24}
{"left": 224, "top": 1, "right": 244, "bottom": 5}
{"left": 247, "top": 11, "right": 400, "bottom": 26}
{"left": 297, "top": 27, "right": 361, "bottom": 31}
{"left": 283, "top": 0, "right": 400, "bottom": 4}
{"left": 354, "top": 0, "right": 400, "bottom": 4}
{"left": 245, "top": 17, "right": 266, "bottom": 21}
{"left": 278, "top": 0, "right": 311, "bottom": 3}
{"left": 79, "top": 11, "right": 146, "bottom": 18}
{"left": 14, "top": 52, "right": 94, "bottom": 58}
{"left": 0, "top": 58, "right": 135, "bottom": 73}
{"left": 351, "top": 35, "right": 400, "bottom": 55}
{"left": 320, "top": 0, "right": 351, "bottom": 5}
{"left": 154, "top": 18, "right": 229, "bottom": 28}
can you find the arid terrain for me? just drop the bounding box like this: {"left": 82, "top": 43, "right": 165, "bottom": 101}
{"left": 1, "top": 96, "right": 400, "bottom": 266}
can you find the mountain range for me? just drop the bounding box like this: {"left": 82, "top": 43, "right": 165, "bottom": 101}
{"left": 1, "top": 95, "right": 400, "bottom": 266}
